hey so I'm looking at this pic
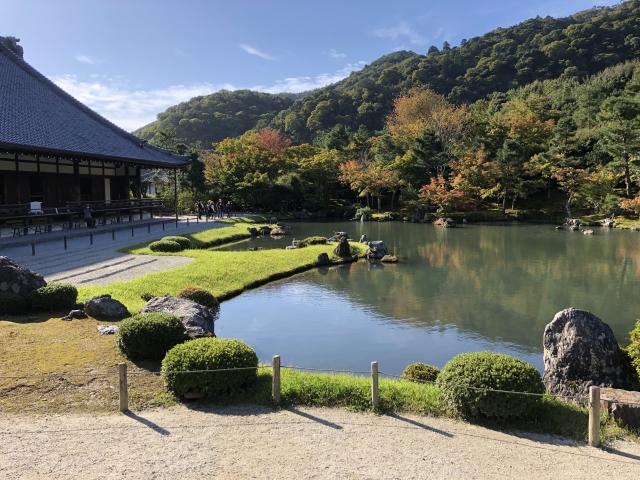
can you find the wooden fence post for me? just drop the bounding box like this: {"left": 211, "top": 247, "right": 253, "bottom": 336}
{"left": 371, "top": 361, "right": 379, "bottom": 408}
{"left": 119, "top": 362, "right": 128, "bottom": 412}
{"left": 272, "top": 355, "right": 281, "bottom": 405}
{"left": 589, "top": 385, "right": 600, "bottom": 447}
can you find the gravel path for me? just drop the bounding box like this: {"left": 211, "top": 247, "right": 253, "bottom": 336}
{"left": 0, "top": 406, "right": 638, "bottom": 479}
{"left": 1, "top": 218, "right": 228, "bottom": 285}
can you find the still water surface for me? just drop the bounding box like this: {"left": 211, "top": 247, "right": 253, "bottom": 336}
{"left": 215, "top": 221, "right": 640, "bottom": 373}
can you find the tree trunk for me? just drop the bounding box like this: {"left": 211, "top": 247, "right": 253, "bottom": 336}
{"left": 501, "top": 191, "right": 507, "bottom": 214}
{"left": 625, "top": 160, "right": 632, "bottom": 198}
{"left": 547, "top": 178, "right": 551, "bottom": 199}
{"left": 511, "top": 195, "right": 516, "bottom": 211}
{"left": 377, "top": 194, "right": 382, "bottom": 211}
{"left": 565, "top": 192, "right": 574, "bottom": 219}
{"left": 473, "top": 195, "right": 478, "bottom": 215}
{"left": 391, "top": 187, "right": 398, "bottom": 211}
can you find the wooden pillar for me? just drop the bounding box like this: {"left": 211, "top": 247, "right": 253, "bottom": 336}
{"left": 14, "top": 153, "right": 20, "bottom": 203}
{"left": 118, "top": 362, "right": 128, "bottom": 412}
{"left": 589, "top": 386, "right": 601, "bottom": 447}
{"left": 174, "top": 168, "right": 178, "bottom": 222}
{"left": 135, "top": 166, "right": 142, "bottom": 199}
{"left": 73, "top": 160, "right": 80, "bottom": 203}
{"left": 124, "top": 164, "right": 130, "bottom": 199}
{"left": 371, "top": 361, "right": 379, "bottom": 408}
{"left": 272, "top": 355, "right": 281, "bottom": 405}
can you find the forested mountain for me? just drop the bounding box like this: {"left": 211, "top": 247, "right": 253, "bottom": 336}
{"left": 135, "top": 90, "right": 295, "bottom": 146}
{"left": 138, "top": 1, "right": 640, "bottom": 147}
{"left": 270, "top": 1, "right": 640, "bottom": 142}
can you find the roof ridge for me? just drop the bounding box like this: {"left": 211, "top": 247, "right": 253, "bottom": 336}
{"left": 0, "top": 38, "right": 189, "bottom": 162}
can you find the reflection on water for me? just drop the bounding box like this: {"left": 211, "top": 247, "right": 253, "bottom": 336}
{"left": 216, "top": 221, "right": 640, "bottom": 373}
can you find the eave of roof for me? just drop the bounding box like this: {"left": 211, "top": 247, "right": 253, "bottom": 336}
{"left": 0, "top": 37, "right": 190, "bottom": 168}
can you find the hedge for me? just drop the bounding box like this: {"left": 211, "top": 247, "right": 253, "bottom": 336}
{"left": 0, "top": 293, "right": 28, "bottom": 315}
{"left": 28, "top": 283, "right": 78, "bottom": 312}
{"left": 116, "top": 312, "right": 185, "bottom": 359}
{"left": 402, "top": 362, "right": 440, "bottom": 383}
{"left": 436, "top": 351, "right": 544, "bottom": 419}
{"left": 177, "top": 287, "right": 220, "bottom": 311}
{"left": 161, "top": 236, "right": 191, "bottom": 249}
{"left": 161, "top": 338, "right": 258, "bottom": 397}
{"left": 149, "top": 240, "right": 182, "bottom": 253}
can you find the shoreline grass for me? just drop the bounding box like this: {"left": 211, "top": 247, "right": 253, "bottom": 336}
{"left": 79, "top": 224, "right": 365, "bottom": 311}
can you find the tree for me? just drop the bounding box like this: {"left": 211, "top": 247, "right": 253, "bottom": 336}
{"left": 552, "top": 167, "right": 589, "bottom": 218}
{"left": 495, "top": 139, "right": 526, "bottom": 213}
{"left": 598, "top": 84, "right": 640, "bottom": 198}
{"left": 152, "top": 125, "right": 176, "bottom": 150}
{"left": 451, "top": 146, "right": 500, "bottom": 214}
{"left": 418, "top": 175, "right": 468, "bottom": 214}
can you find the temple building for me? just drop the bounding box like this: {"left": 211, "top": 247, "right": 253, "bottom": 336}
{"left": 0, "top": 36, "right": 188, "bottom": 233}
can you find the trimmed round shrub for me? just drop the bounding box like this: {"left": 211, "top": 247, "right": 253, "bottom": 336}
{"left": 303, "top": 236, "right": 327, "bottom": 245}
{"left": 436, "top": 351, "right": 544, "bottom": 419}
{"left": 0, "top": 293, "right": 28, "bottom": 315}
{"left": 402, "top": 362, "right": 440, "bottom": 383}
{"left": 161, "top": 338, "right": 258, "bottom": 397}
{"left": 177, "top": 287, "right": 220, "bottom": 311}
{"left": 116, "top": 312, "right": 185, "bottom": 359}
{"left": 149, "top": 240, "right": 182, "bottom": 252}
{"left": 161, "top": 236, "right": 191, "bottom": 249}
{"left": 28, "top": 282, "right": 78, "bottom": 312}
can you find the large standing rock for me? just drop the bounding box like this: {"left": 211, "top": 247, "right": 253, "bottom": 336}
{"left": 333, "top": 237, "right": 351, "bottom": 257}
{"left": 0, "top": 256, "right": 46, "bottom": 297}
{"left": 247, "top": 227, "right": 259, "bottom": 236}
{"left": 140, "top": 296, "right": 215, "bottom": 337}
{"left": 84, "top": 294, "right": 129, "bottom": 321}
{"left": 543, "top": 308, "right": 632, "bottom": 397}
{"left": 364, "top": 240, "right": 388, "bottom": 259}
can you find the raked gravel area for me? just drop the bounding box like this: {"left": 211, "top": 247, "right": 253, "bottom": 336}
{"left": 0, "top": 218, "right": 228, "bottom": 285}
{"left": 0, "top": 405, "right": 638, "bottom": 479}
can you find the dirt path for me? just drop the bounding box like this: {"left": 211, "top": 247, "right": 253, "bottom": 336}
{"left": 0, "top": 405, "right": 638, "bottom": 479}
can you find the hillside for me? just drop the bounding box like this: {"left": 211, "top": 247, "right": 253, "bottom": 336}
{"left": 270, "top": 1, "right": 640, "bottom": 142}
{"left": 138, "top": 1, "right": 640, "bottom": 146}
{"left": 134, "top": 90, "right": 295, "bottom": 146}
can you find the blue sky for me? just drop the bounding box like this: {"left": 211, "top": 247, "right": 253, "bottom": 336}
{"left": 1, "top": 0, "right": 620, "bottom": 130}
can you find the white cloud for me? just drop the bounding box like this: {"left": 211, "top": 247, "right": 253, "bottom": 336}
{"left": 51, "top": 75, "right": 228, "bottom": 131}
{"left": 239, "top": 44, "right": 275, "bottom": 60}
{"left": 75, "top": 53, "right": 103, "bottom": 65}
{"left": 329, "top": 49, "right": 346, "bottom": 58}
{"left": 373, "top": 21, "right": 428, "bottom": 45}
{"left": 258, "top": 61, "right": 366, "bottom": 93}
{"left": 49, "top": 61, "right": 367, "bottom": 130}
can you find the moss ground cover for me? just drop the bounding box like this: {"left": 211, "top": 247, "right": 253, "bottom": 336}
{"left": 0, "top": 320, "right": 632, "bottom": 442}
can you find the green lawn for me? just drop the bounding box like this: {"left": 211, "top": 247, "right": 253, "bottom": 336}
{"left": 78, "top": 225, "right": 365, "bottom": 311}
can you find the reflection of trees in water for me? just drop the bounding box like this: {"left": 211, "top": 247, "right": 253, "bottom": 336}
{"left": 304, "top": 226, "right": 640, "bottom": 350}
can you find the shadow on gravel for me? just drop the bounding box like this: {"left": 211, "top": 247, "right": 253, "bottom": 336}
{"left": 286, "top": 408, "right": 343, "bottom": 430}
{"left": 386, "top": 413, "right": 454, "bottom": 437}
{"left": 604, "top": 447, "right": 640, "bottom": 461}
{"left": 124, "top": 411, "right": 170, "bottom": 435}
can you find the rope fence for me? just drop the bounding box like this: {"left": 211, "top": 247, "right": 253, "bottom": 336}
{"left": 4, "top": 356, "right": 639, "bottom": 447}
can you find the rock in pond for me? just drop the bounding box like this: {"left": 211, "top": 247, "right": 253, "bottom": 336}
{"left": 0, "top": 256, "right": 46, "bottom": 297}
{"left": 543, "top": 308, "right": 633, "bottom": 398}
{"left": 381, "top": 255, "right": 398, "bottom": 263}
{"left": 334, "top": 231, "right": 349, "bottom": 239}
{"left": 270, "top": 217, "right": 278, "bottom": 224}
{"left": 360, "top": 234, "right": 367, "bottom": 243}
{"left": 364, "top": 240, "right": 389, "bottom": 259}
{"left": 84, "top": 295, "right": 129, "bottom": 321}
{"left": 317, "top": 252, "right": 330, "bottom": 265}
{"left": 270, "top": 227, "right": 286, "bottom": 236}
{"left": 434, "top": 217, "right": 456, "bottom": 228}
{"left": 247, "top": 227, "right": 259, "bottom": 236}
{"left": 583, "top": 229, "right": 594, "bottom": 235}
{"left": 603, "top": 218, "right": 615, "bottom": 228}
{"left": 140, "top": 296, "right": 216, "bottom": 338}
{"left": 333, "top": 237, "right": 351, "bottom": 257}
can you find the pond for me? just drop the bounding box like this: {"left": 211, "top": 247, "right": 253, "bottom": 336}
{"left": 214, "top": 220, "right": 640, "bottom": 374}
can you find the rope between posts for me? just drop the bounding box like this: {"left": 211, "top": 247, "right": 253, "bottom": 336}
{"left": 378, "top": 371, "right": 589, "bottom": 401}
{"left": 281, "top": 366, "right": 371, "bottom": 374}
{"left": 129, "top": 366, "right": 271, "bottom": 375}
{"left": 0, "top": 373, "right": 115, "bottom": 379}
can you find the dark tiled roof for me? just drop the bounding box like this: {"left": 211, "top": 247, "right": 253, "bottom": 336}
{"left": 0, "top": 38, "right": 189, "bottom": 168}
